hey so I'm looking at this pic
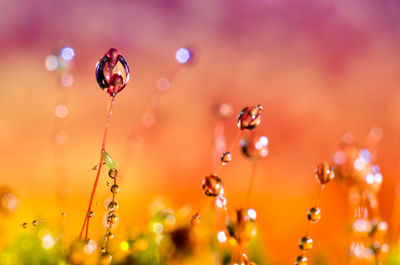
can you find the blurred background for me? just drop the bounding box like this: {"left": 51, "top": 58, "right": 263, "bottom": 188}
{"left": 1, "top": 0, "right": 400, "bottom": 264}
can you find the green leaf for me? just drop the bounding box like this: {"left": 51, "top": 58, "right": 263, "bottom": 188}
{"left": 103, "top": 151, "right": 116, "bottom": 169}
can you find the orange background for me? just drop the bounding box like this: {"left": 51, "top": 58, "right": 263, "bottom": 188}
{"left": 1, "top": 0, "right": 400, "bottom": 264}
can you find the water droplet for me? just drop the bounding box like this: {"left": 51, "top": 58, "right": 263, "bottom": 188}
{"left": 88, "top": 211, "right": 95, "bottom": 218}
{"left": 295, "top": 255, "right": 307, "bottom": 265}
{"left": 61, "top": 212, "right": 67, "bottom": 217}
{"left": 108, "top": 169, "right": 118, "bottom": 179}
{"left": 215, "top": 196, "right": 227, "bottom": 208}
{"left": 217, "top": 231, "right": 227, "bottom": 243}
{"left": 240, "top": 253, "right": 249, "bottom": 264}
{"left": 105, "top": 231, "right": 114, "bottom": 240}
{"left": 107, "top": 213, "right": 117, "bottom": 224}
{"left": 226, "top": 208, "right": 256, "bottom": 245}
{"left": 103, "top": 151, "right": 116, "bottom": 170}
{"left": 191, "top": 213, "right": 200, "bottom": 225}
{"left": 99, "top": 253, "right": 112, "bottom": 265}
{"left": 299, "top": 236, "right": 313, "bottom": 251}
{"left": 108, "top": 201, "right": 118, "bottom": 212}
{"left": 315, "top": 162, "right": 335, "bottom": 184}
{"left": 237, "top": 105, "right": 262, "bottom": 130}
{"left": 202, "top": 174, "right": 223, "bottom": 197}
{"left": 111, "top": 185, "right": 119, "bottom": 194}
{"left": 239, "top": 254, "right": 257, "bottom": 265}
{"left": 99, "top": 247, "right": 106, "bottom": 254}
{"left": 307, "top": 207, "right": 321, "bottom": 222}
{"left": 92, "top": 165, "right": 98, "bottom": 170}
{"left": 247, "top": 208, "right": 257, "bottom": 220}
{"left": 240, "top": 135, "right": 269, "bottom": 159}
{"left": 21, "top": 222, "right": 28, "bottom": 228}
{"left": 32, "top": 220, "right": 39, "bottom": 226}
{"left": 96, "top": 48, "right": 130, "bottom": 96}
{"left": 221, "top": 151, "right": 232, "bottom": 165}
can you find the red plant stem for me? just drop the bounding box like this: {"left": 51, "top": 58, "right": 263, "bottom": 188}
{"left": 85, "top": 212, "right": 89, "bottom": 240}
{"left": 195, "top": 130, "right": 243, "bottom": 214}
{"left": 212, "top": 120, "right": 225, "bottom": 171}
{"left": 216, "top": 130, "right": 242, "bottom": 174}
{"left": 246, "top": 160, "right": 258, "bottom": 207}
{"left": 315, "top": 184, "right": 325, "bottom": 208}
{"left": 79, "top": 96, "right": 116, "bottom": 240}
{"left": 306, "top": 184, "right": 325, "bottom": 235}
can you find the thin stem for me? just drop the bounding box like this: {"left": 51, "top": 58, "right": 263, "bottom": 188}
{"left": 215, "top": 130, "right": 242, "bottom": 175}
{"left": 315, "top": 184, "right": 325, "bottom": 208}
{"left": 79, "top": 96, "right": 116, "bottom": 240}
{"left": 104, "top": 177, "right": 118, "bottom": 252}
{"left": 246, "top": 160, "right": 258, "bottom": 207}
{"left": 212, "top": 120, "right": 225, "bottom": 172}
{"left": 195, "top": 190, "right": 206, "bottom": 214}
{"left": 84, "top": 215, "right": 90, "bottom": 239}
{"left": 306, "top": 184, "right": 325, "bottom": 235}
{"left": 228, "top": 131, "right": 243, "bottom": 155}
{"left": 195, "top": 131, "right": 242, "bottom": 215}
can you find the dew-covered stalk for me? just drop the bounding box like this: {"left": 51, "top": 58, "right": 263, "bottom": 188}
{"left": 100, "top": 165, "right": 119, "bottom": 257}
{"left": 78, "top": 48, "right": 130, "bottom": 242}
{"left": 79, "top": 96, "right": 115, "bottom": 240}
{"left": 294, "top": 162, "right": 334, "bottom": 265}
{"left": 193, "top": 105, "right": 263, "bottom": 265}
